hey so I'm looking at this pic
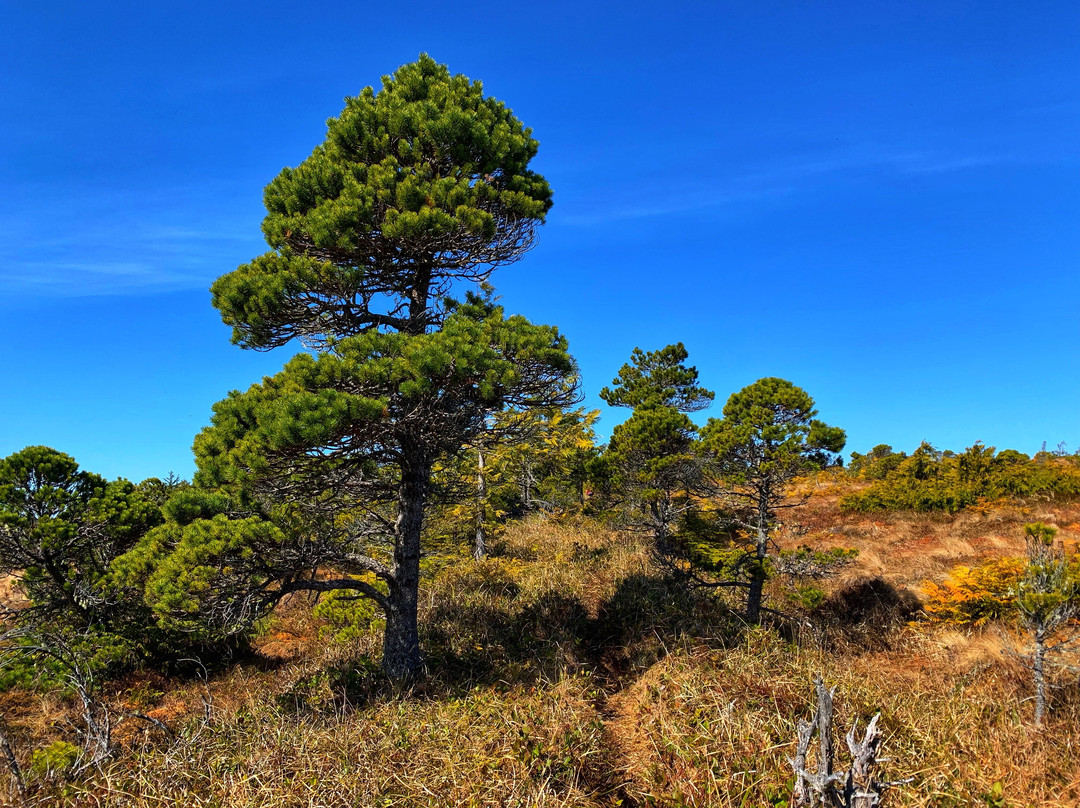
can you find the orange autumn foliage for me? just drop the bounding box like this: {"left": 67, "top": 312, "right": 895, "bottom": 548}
{"left": 923, "top": 556, "right": 1026, "bottom": 625}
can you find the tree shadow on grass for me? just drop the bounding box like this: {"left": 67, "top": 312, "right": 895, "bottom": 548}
{"left": 590, "top": 572, "right": 741, "bottom": 682}
{"left": 420, "top": 591, "right": 594, "bottom": 690}
{"left": 807, "top": 576, "right": 922, "bottom": 652}
{"left": 417, "top": 570, "right": 739, "bottom": 697}
{"left": 279, "top": 566, "right": 742, "bottom": 716}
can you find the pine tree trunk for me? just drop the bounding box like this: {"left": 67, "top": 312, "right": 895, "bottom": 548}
{"left": 383, "top": 585, "right": 421, "bottom": 680}
{"left": 382, "top": 456, "right": 428, "bottom": 680}
{"left": 383, "top": 273, "right": 430, "bottom": 681}
{"left": 520, "top": 460, "right": 532, "bottom": 511}
{"left": 474, "top": 449, "right": 487, "bottom": 561}
{"left": 745, "top": 508, "right": 770, "bottom": 624}
{"left": 746, "top": 572, "right": 765, "bottom": 624}
{"left": 1033, "top": 629, "right": 1047, "bottom": 726}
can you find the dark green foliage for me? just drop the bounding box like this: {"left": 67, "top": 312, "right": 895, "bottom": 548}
{"left": 842, "top": 442, "right": 1080, "bottom": 513}
{"left": 121, "top": 57, "right": 570, "bottom": 679}
{"left": 0, "top": 448, "right": 205, "bottom": 691}
{"left": 211, "top": 54, "right": 552, "bottom": 349}
{"left": 117, "top": 516, "right": 290, "bottom": 634}
{"left": 609, "top": 407, "right": 700, "bottom": 491}
{"left": 599, "top": 343, "right": 713, "bottom": 412}
{"left": 847, "top": 444, "right": 906, "bottom": 480}
{"left": 135, "top": 472, "right": 188, "bottom": 507}
{"left": 119, "top": 299, "right": 575, "bottom": 636}
{"left": 606, "top": 407, "right": 702, "bottom": 534}
{"left": 159, "top": 488, "right": 230, "bottom": 525}
{"left": 701, "top": 378, "right": 846, "bottom": 623}
{"left": 0, "top": 446, "right": 161, "bottom": 628}
{"left": 192, "top": 296, "right": 574, "bottom": 497}
{"left": 703, "top": 378, "right": 846, "bottom": 483}
{"left": 599, "top": 345, "right": 712, "bottom": 546}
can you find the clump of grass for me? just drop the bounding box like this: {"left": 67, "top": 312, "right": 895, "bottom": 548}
{"left": 608, "top": 627, "right": 1080, "bottom": 807}
{"left": 28, "top": 671, "right": 618, "bottom": 807}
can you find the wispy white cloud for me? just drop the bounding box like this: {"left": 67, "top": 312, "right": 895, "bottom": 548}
{"left": 891, "top": 153, "right": 1005, "bottom": 174}
{"left": 0, "top": 145, "right": 1014, "bottom": 287}
{"left": 0, "top": 182, "right": 263, "bottom": 299}
{"left": 558, "top": 145, "right": 1009, "bottom": 227}
{"left": 0, "top": 260, "right": 205, "bottom": 295}
{"left": 557, "top": 185, "right": 794, "bottom": 227}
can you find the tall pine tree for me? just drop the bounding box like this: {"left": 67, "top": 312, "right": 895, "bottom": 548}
{"left": 119, "top": 56, "right": 574, "bottom": 678}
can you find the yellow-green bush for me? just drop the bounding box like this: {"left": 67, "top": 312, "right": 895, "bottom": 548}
{"left": 923, "top": 557, "right": 1026, "bottom": 625}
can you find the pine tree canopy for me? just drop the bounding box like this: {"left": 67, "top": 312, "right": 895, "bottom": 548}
{"left": 702, "top": 377, "right": 846, "bottom": 486}
{"left": 0, "top": 446, "right": 161, "bottom": 625}
{"left": 211, "top": 53, "right": 554, "bottom": 349}
{"left": 599, "top": 343, "right": 714, "bottom": 413}
{"left": 191, "top": 297, "right": 577, "bottom": 511}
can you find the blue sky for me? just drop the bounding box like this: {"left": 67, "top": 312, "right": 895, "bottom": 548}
{"left": 1, "top": 1, "right": 1077, "bottom": 481}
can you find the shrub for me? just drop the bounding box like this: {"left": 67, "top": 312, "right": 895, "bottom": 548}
{"left": 30, "top": 741, "right": 82, "bottom": 781}
{"left": 842, "top": 442, "right": 1080, "bottom": 514}
{"left": 811, "top": 577, "right": 922, "bottom": 649}
{"left": 922, "top": 557, "right": 1026, "bottom": 625}
{"left": 312, "top": 581, "right": 380, "bottom": 644}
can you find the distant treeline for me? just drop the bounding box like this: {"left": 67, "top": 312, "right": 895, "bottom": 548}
{"left": 841, "top": 442, "right": 1080, "bottom": 513}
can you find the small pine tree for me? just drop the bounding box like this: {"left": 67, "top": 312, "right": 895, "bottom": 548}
{"left": 701, "top": 378, "right": 845, "bottom": 623}
{"left": 1015, "top": 522, "right": 1079, "bottom": 726}
{"left": 599, "top": 344, "right": 713, "bottom": 554}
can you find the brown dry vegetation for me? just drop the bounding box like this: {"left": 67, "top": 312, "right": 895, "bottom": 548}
{"left": 3, "top": 480, "right": 1080, "bottom": 807}
{"left": 788, "top": 472, "right": 1080, "bottom": 589}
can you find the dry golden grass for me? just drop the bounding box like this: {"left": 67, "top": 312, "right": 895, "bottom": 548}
{"left": 3, "top": 492, "right": 1080, "bottom": 807}
{"left": 785, "top": 477, "right": 1080, "bottom": 590}
{"left": 604, "top": 628, "right": 1080, "bottom": 807}
{"left": 72, "top": 672, "right": 617, "bottom": 808}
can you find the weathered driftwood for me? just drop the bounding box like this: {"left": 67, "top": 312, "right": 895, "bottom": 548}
{"left": 790, "top": 675, "right": 907, "bottom": 807}
{"left": 791, "top": 714, "right": 816, "bottom": 807}
{"left": 842, "top": 713, "right": 887, "bottom": 807}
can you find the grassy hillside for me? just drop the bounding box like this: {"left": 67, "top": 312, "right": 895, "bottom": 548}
{"left": 791, "top": 472, "right": 1080, "bottom": 587}
{"left": 3, "top": 478, "right": 1079, "bottom": 807}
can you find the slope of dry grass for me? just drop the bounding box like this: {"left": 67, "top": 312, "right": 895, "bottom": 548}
{"left": 3, "top": 484, "right": 1079, "bottom": 807}
{"left": 788, "top": 472, "right": 1080, "bottom": 590}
